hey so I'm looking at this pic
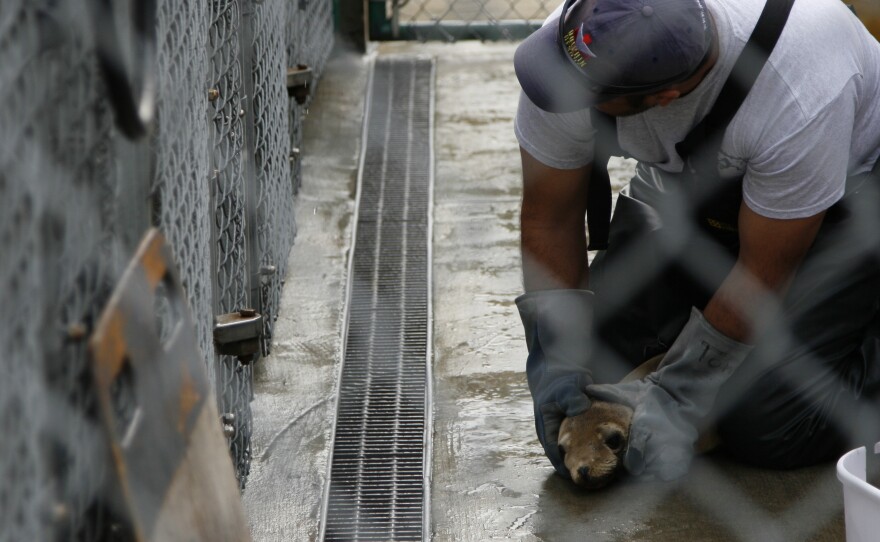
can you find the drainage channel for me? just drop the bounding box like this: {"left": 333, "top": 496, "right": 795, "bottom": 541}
{"left": 320, "top": 56, "right": 435, "bottom": 541}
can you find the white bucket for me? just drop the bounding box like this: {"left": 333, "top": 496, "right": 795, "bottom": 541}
{"left": 837, "top": 443, "right": 880, "bottom": 542}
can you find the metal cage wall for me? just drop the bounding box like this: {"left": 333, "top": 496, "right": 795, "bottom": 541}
{"left": 0, "top": 0, "right": 333, "bottom": 539}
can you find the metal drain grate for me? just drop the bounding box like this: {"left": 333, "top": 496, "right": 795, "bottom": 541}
{"left": 321, "top": 57, "right": 435, "bottom": 541}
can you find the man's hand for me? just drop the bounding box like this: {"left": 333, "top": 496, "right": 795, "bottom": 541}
{"left": 530, "top": 372, "right": 593, "bottom": 475}
{"left": 517, "top": 289, "right": 596, "bottom": 478}
{"left": 587, "top": 307, "right": 753, "bottom": 480}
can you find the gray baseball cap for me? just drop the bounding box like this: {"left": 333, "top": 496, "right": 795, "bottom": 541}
{"left": 515, "top": 0, "right": 713, "bottom": 112}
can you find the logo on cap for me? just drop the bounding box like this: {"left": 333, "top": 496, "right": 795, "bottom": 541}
{"left": 563, "top": 24, "right": 596, "bottom": 68}
{"left": 576, "top": 24, "right": 597, "bottom": 59}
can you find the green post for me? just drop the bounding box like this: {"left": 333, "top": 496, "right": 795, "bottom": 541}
{"left": 368, "top": 0, "right": 392, "bottom": 40}
{"left": 336, "top": 0, "right": 368, "bottom": 50}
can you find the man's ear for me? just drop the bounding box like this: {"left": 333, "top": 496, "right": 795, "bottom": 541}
{"left": 647, "top": 90, "right": 681, "bottom": 108}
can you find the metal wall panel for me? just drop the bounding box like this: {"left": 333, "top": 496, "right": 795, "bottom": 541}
{"left": 0, "top": 0, "right": 334, "bottom": 537}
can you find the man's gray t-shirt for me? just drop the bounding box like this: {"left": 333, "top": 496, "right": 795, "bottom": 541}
{"left": 514, "top": 0, "right": 880, "bottom": 219}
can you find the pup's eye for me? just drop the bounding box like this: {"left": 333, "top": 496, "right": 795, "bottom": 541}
{"left": 604, "top": 433, "right": 623, "bottom": 452}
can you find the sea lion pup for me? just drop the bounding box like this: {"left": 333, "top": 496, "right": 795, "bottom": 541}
{"left": 558, "top": 400, "right": 634, "bottom": 489}
{"left": 558, "top": 354, "right": 719, "bottom": 488}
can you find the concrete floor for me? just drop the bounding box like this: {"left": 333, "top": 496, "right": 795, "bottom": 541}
{"left": 243, "top": 41, "right": 848, "bottom": 541}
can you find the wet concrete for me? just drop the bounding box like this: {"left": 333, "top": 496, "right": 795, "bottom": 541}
{"left": 245, "top": 41, "right": 847, "bottom": 541}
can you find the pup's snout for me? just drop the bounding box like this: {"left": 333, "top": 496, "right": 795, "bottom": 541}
{"left": 577, "top": 466, "right": 591, "bottom": 482}
{"left": 572, "top": 465, "right": 607, "bottom": 488}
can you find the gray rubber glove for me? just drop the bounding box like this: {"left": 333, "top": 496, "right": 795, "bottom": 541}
{"left": 586, "top": 307, "right": 753, "bottom": 481}
{"left": 516, "top": 289, "right": 594, "bottom": 478}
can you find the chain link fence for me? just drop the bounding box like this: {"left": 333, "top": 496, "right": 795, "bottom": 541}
{"left": 373, "top": 0, "right": 880, "bottom": 41}
{"left": 0, "top": 0, "right": 332, "bottom": 539}
{"left": 370, "top": 0, "right": 553, "bottom": 40}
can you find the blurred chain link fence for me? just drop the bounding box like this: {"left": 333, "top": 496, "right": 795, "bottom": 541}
{"left": 369, "top": 0, "right": 553, "bottom": 40}
{"left": 0, "top": 0, "right": 332, "bottom": 539}
{"left": 371, "top": 0, "right": 880, "bottom": 41}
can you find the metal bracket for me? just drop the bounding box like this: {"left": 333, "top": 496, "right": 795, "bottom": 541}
{"left": 214, "top": 309, "right": 263, "bottom": 364}
{"left": 286, "top": 65, "right": 313, "bottom": 105}
{"left": 220, "top": 413, "right": 237, "bottom": 439}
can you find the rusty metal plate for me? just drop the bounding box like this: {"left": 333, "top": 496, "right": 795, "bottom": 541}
{"left": 89, "top": 229, "right": 251, "bottom": 542}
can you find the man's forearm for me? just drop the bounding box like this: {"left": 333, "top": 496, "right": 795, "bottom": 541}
{"left": 521, "top": 217, "right": 590, "bottom": 291}
{"left": 703, "top": 204, "right": 825, "bottom": 343}
{"left": 518, "top": 148, "right": 592, "bottom": 292}
{"left": 703, "top": 262, "right": 765, "bottom": 343}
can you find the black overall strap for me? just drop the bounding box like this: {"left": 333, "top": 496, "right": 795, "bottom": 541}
{"left": 586, "top": 0, "right": 796, "bottom": 250}
{"left": 587, "top": 108, "right": 619, "bottom": 250}
{"left": 677, "top": 0, "right": 796, "bottom": 172}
